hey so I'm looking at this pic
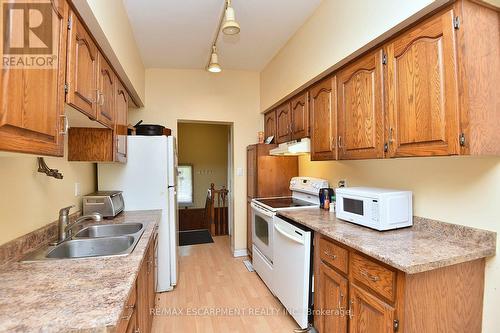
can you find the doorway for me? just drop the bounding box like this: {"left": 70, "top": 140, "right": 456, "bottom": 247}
{"left": 176, "top": 121, "right": 233, "bottom": 248}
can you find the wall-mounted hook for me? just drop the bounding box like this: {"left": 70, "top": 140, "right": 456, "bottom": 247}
{"left": 37, "top": 157, "right": 63, "bottom": 179}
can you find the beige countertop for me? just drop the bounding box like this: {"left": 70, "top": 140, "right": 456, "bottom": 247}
{"left": 278, "top": 209, "right": 496, "bottom": 274}
{"left": 0, "top": 210, "right": 161, "bottom": 333}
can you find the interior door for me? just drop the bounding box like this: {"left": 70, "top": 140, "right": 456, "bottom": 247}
{"left": 276, "top": 102, "right": 292, "bottom": 143}
{"left": 385, "top": 9, "right": 460, "bottom": 157}
{"left": 338, "top": 50, "right": 384, "bottom": 160}
{"left": 291, "top": 92, "right": 310, "bottom": 140}
{"left": 310, "top": 76, "right": 337, "bottom": 161}
{"left": 0, "top": 0, "right": 68, "bottom": 156}
{"left": 66, "top": 10, "right": 98, "bottom": 119}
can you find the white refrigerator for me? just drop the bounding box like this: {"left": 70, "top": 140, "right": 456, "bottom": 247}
{"left": 97, "top": 136, "right": 178, "bottom": 292}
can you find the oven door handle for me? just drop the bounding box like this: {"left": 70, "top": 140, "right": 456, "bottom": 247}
{"left": 274, "top": 224, "right": 304, "bottom": 245}
{"left": 251, "top": 202, "right": 275, "bottom": 218}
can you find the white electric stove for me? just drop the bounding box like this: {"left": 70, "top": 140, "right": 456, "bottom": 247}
{"left": 250, "top": 177, "right": 329, "bottom": 330}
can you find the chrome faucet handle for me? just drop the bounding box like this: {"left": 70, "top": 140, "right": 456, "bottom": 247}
{"left": 59, "top": 205, "right": 75, "bottom": 216}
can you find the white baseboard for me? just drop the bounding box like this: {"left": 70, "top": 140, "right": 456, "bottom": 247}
{"left": 233, "top": 249, "right": 248, "bottom": 257}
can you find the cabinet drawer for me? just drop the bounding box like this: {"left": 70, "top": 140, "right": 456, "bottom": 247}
{"left": 319, "top": 237, "right": 348, "bottom": 274}
{"left": 350, "top": 253, "right": 395, "bottom": 301}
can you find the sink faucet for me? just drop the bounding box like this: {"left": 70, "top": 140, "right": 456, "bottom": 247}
{"left": 55, "top": 206, "right": 103, "bottom": 244}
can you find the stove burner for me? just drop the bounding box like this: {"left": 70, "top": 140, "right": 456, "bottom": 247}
{"left": 255, "top": 197, "right": 316, "bottom": 209}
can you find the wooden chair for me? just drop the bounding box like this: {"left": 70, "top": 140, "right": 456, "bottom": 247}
{"left": 204, "top": 183, "right": 229, "bottom": 236}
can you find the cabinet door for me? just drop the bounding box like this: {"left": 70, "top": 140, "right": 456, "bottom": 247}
{"left": 66, "top": 10, "right": 98, "bottom": 119}
{"left": 0, "top": 0, "right": 68, "bottom": 156}
{"left": 310, "top": 76, "right": 337, "bottom": 161}
{"left": 136, "top": 249, "right": 149, "bottom": 332}
{"left": 276, "top": 102, "right": 292, "bottom": 143}
{"left": 147, "top": 239, "right": 156, "bottom": 331}
{"left": 385, "top": 9, "right": 459, "bottom": 157}
{"left": 115, "top": 81, "right": 129, "bottom": 163}
{"left": 291, "top": 92, "right": 310, "bottom": 140}
{"left": 349, "top": 283, "right": 394, "bottom": 333}
{"left": 247, "top": 198, "right": 253, "bottom": 258}
{"left": 97, "top": 53, "right": 116, "bottom": 128}
{"left": 315, "top": 261, "right": 348, "bottom": 333}
{"left": 264, "top": 110, "right": 277, "bottom": 142}
{"left": 246, "top": 145, "right": 257, "bottom": 199}
{"left": 338, "top": 50, "right": 384, "bottom": 160}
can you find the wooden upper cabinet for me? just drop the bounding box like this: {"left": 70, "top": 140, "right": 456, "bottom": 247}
{"left": 349, "top": 283, "right": 394, "bottom": 333}
{"left": 97, "top": 53, "right": 116, "bottom": 128}
{"left": 310, "top": 76, "right": 337, "bottom": 161}
{"left": 115, "top": 80, "right": 129, "bottom": 163}
{"left": 66, "top": 10, "right": 98, "bottom": 119}
{"left": 316, "top": 261, "right": 348, "bottom": 333}
{"left": 338, "top": 50, "right": 384, "bottom": 160}
{"left": 385, "top": 9, "right": 460, "bottom": 157}
{"left": 291, "top": 92, "right": 310, "bottom": 140}
{"left": 264, "top": 110, "right": 277, "bottom": 142}
{"left": 0, "top": 0, "right": 68, "bottom": 156}
{"left": 276, "top": 102, "right": 292, "bottom": 143}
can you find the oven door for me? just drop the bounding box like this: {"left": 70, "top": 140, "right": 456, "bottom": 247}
{"left": 251, "top": 202, "right": 274, "bottom": 262}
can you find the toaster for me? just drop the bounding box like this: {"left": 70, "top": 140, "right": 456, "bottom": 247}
{"left": 83, "top": 191, "right": 124, "bottom": 218}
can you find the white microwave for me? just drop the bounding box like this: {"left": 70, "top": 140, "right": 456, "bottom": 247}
{"left": 335, "top": 187, "right": 413, "bottom": 231}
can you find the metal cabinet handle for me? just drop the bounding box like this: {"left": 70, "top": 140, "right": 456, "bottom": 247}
{"left": 323, "top": 250, "right": 337, "bottom": 260}
{"left": 349, "top": 299, "right": 354, "bottom": 318}
{"left": 338, "top": 136, "right": 342, "bottom": 148}
{"left": 338, "top": 291, "right": 344, "bottom": 309}
{"left": 59, "top": 115, "right": 69, "bottom": 135}
{"left": 360, "top": 269, "right": 380, "bottom": 282}
{"left": 388, "top": 127, "right": 394, "bottom": 144}
{"left": 94, "top": 89, "right": 100, "bottom": 104}
{"left": 100, "top": 92, "right": 105, "bottom": 106}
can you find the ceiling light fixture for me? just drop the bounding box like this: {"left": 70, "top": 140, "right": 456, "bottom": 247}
{"left": 207, "top": 46, "right": 222, "bottom": 73}
{"left": 222, "top": 0, "right": 240, "bottom": 35}
{"left": 206, "top": 0, "right": 241, "bottom": 73}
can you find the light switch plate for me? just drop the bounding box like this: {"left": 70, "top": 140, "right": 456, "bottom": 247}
{"left": 74, "top": 182, "right": 81, "bottom": 196}
{"left": 236, "top": 167, "right": 243, "bottom": 176}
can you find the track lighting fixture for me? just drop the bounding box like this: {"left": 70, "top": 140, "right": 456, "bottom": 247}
{"left": 222, "top": 0, "right": 240, "bottom": 35}
{"left": 207, "top": 46, "right": 222, "bottom": 73}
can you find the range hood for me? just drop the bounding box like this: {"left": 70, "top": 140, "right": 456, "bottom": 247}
{"left": 269, "top": 138, "right": 311, "bottom": 156}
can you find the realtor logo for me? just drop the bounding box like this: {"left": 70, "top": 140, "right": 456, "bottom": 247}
{"left": 2, "top": 0, "right": 57, "bottom": 69}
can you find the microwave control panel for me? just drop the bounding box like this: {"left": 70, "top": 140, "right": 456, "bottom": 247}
{"left": 371, "top": 200, "right": 379, "bottom": 221}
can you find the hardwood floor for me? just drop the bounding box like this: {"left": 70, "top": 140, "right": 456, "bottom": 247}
{"left": 152, "top": 236, "right": 299, "bottom": 332}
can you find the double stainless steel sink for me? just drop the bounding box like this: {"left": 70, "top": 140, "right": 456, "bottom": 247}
{"left": 22, "top": 223, "right": 145, "bottom": 261}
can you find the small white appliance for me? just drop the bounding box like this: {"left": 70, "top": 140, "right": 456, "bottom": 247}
{"left": 251, "top": 176, "right": 328, "bottom": 329}
{"left": 97, "top": 136, "right": 178, "bottom": 292}
{"left": 335, "top": 187, "right": 413, "bottom": 231}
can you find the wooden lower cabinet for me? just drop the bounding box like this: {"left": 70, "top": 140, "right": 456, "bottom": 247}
{"left": 316, "top": 261, "right": 348, "bottom": 333}
{"left": 314, "top": 234, "right": 486, "bottom": 333}
{"left": 349, "top": 283, "right": 394, "bottom": 333}
{"left": 118, "top": 236, "right": 156, "bottom": 333}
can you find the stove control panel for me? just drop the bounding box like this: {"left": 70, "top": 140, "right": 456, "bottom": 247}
{"left": 290, "top": 177, "right": 329, "bottom": 195}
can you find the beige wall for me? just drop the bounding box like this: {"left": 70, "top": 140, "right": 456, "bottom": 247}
{"left": 299, "top": 155, "right": 500, "bottom": 331}
{"left": 178, "top": 123, "right": 229, "bottom": 208}
{"left": 129, "top": 69, "right": 261, "bottom": 252}
{"left": 76, "top": 0, "right": 146, "bottom": 104}
{"left": 260, "top": 0, "right": 436, "bottom": 110}
{"left": 0, "top": 141, "right": 96, "bottom": 246}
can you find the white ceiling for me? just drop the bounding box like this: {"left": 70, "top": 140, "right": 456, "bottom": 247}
{"left": 123, "top": 0, "right": 321, "bottom": 71}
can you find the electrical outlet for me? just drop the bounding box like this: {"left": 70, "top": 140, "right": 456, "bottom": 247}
{"left": 236, "top": 167, "right": 243, "bottom": 176}
{"left": 338, "top": 179, "right": 346, "bottom": 188}
{"left": 74, "top": 182, "right": 81, "bottom": 196}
